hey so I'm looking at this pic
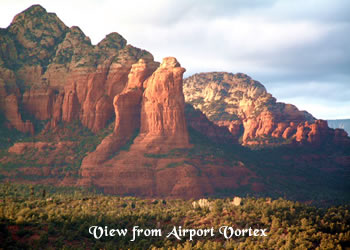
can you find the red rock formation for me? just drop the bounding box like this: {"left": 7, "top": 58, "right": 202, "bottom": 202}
{"left": 1, "top": 5, "right": 349, "bottom": 200}
{"left": 77, "top": 57, "right": 262, "bottom": 199}
{"left": 0, "top": 68, "right": 27, "bottom": 132}
{"left": 61, "top": 82, "right": 80, "bottom": 123}
{"left": 271, "top": 122, "right": 288, "bottom": 138}
{"left": 139, "top": 57, "right": 190, "bottom": 151}
{"left": 293, "top": 119, "right": 350, "bottom": 146}
{"left": 296, "top": 122, "right": 310, "bottom": 143}
{"left": 8, "top": 141, "right": 75, "bottom": 155}
{"left": 183, "top": 72, "right": 315, "bottom": 145}
{"left": 307, "top": 120, "right": 328, "bottom": 145}
{"left": 4, "top": 94, "right": 34, "bottom": 134}
{"left": 79, "top": 58, "right": 203, "bottom": 196}
{"left": 50, "top": 92, "right": 64, "bottom": 128}
{"left": 0, "top": 5, "right": 155, "bottom": 135}
{"left": 184, "top": 72, "right": 350, "bottom": 147}
{"left": 16, "top": 65, "right": 43, "bottom": 87}
{"left": 114, "top": 58, "right": 159, "bottom": 135}
{"left": 79, "top": 58, "right": 158, "bottom": 167}
{"left": 282, "top": 122, "right": 297, "bottom": 139}
{"left": 22, "top": 88, "right": 55, "bottom": 120}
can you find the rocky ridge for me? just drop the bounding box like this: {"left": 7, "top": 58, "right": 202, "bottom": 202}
{"left": 183, "top": 72, "right": 349, "bottom": 146}
{"left": 0, "top": 5, "right": 154, "bottom": 134}
{"left": 0, "top": 6, "right": 242, "bottom": 197}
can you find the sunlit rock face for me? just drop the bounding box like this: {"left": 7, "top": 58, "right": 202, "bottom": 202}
{"left": 0, "top": 5, "right": 153, "bottom": 133}
{"left": 183, "top": 72, "right": 349, "bottom": 147}
{"left": 1, "top": 5, "right": 349, "bottom": 199}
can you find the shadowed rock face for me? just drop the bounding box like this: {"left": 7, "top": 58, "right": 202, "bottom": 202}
{"left": 4, "top": 94, "right": 34, "bottom": 135}
{"left": 185, "top": 104, "right": 237, "bottom": 144}
{"left": 183, "top": 72, "right": 349, "bottom": 147}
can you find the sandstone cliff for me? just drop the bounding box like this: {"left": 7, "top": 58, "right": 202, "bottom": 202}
{"left": 0, "top": 5, "right": 154, "bottom": 134}
{"left": 79, "top": 57, "right": 204, "bottom": 197}
{"left": 77, "top": 57, "right": 261, "bottom": 198}
{"left": 1, "top": 5, "right": 349, "bottom": 201}
{"left": 1, "top": 5, "right": 255, "bottom": 198}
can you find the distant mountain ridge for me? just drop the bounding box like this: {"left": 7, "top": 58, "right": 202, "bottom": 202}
{"left": 328, "top": 119, "right": 350, "bottom": 135}
{"left": 183, "top": 72, "right": 349, "bottom": 147}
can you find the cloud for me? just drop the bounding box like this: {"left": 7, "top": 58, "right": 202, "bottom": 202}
{"left": 0, "top": 0, "right": 349, "bottom": 119}
{"left": 267, "top": 79, "right": 350, "bottom": 119}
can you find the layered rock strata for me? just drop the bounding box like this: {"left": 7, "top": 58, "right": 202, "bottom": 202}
{"left": 183, "top": 72, "right": 349, "bottom": 146}
{"left": 0, "top": 5, "right": 154, "bottom": 134}
{"left": 78, "top": 58, "right": 258, "bottom": 198}
{"left": 1, "top": 5, "right": 349, "bottom": 199}
{"left": 79, "top": 58, "right": 204, "bottom": 197}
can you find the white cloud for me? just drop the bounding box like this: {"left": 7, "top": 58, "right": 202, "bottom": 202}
{"left": 280, "top": 97, "right": 350, "bottom": 120}
{"left": 268, "top": 80, "right": 350, "bottom": 119}
{"left": 0, "top": 0, "right": 349, "bottom": 119}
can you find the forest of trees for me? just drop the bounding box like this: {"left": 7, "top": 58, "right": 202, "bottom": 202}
{"left": 0, "top": 183, "right": 349, "bottom": 249}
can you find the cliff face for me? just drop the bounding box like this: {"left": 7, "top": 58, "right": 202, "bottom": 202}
{"left": 78, "top": 57, "right": 211, "bottom": 198}
{"left": 183, "top": 72, "right": 349, "bottom": 147}
{"left": 1, "top": 5, "right": 252, "bottom": 198}
{"left": 139, "top": 57, "right": 190, "bottom": 151}
{"left": 1, "top": 5, "right": 349, "bottom": 200}
{"left": 77, "top": 60, "right": 251, "bottom": 198}
{"left": 78, "top": 58, "right": 159, "bottom": 167}
{"left": 0, "top": 5, "right": 154, "bottom": 134}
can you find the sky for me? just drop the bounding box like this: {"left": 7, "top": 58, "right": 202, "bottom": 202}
{"left": 0, "top": 0, "right": 349, "bottom": 119}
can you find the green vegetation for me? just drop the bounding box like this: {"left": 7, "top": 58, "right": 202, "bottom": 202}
{"left": 0, "top": 119, "right": 114, "bottom": 177}
{"left": 0, "top": 183, "right": 349, "bottom": 249}
{"left": 1, "top": 112, "right": 349, "bottom": 205}
{"left": 244, "top": 135, "right": 291, "bottom": 148}
{"left": 54, "top": 48, "right": 73, "bottom": 64}
{"left": 188, "top": 127, "right": 350, "bottom": 204}
{"left": 185, "top": 102, "right": 239, "bottom": 122}
{"left": 141, "top": 125, "right": 350, "bottom": 205}
{"left": 209, "top": 111, "right": 239, "bottom": 122}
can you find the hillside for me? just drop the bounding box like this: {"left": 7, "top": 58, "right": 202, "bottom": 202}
{"left": 0, "top": 5, "right": 349, "bottom": 203}
{"left": 183, "top": 72, "right": 349, "bottom": 147}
